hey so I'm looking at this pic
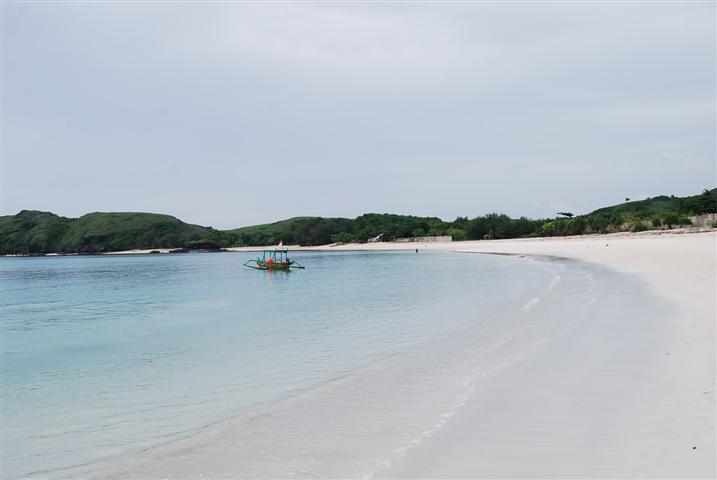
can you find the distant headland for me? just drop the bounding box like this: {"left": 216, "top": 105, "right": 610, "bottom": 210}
{"left": 2, "top": 189, "right": 715, "bottom": 255}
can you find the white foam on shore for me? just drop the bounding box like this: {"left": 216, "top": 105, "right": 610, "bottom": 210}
{"left": 520, "top": 296, "right": 541, "bottom": 310}
{"left": 372, "top": 264, "right": 598, "bottom": 477}
{"left": 516, "top": 256, "right": 562, "bottom": 312}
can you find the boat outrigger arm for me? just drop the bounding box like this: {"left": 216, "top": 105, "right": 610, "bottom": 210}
{"left": 243, "top": 249, "right": 305, "bottom": 270}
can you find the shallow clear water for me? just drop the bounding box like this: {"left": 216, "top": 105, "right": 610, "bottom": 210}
{"left": 2, "top": 251, "right": 581, "bottom": 478}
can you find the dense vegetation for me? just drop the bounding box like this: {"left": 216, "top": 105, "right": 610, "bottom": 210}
{"left": 1, "top": 189, "right": 715, "bottom": 254}
{"left": 0, "top": 211, "right": 239, "bottom": 254}
{"left": 231, "top": 188, "right": 716, "bottom": 245}
{"left": 591, "top": 189, "right": 717, "bottom": 216}
{"left": 228, "top": 213, "right": 447, "bottom": 246}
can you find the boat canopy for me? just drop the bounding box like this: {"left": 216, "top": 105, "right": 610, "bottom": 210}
{"left": 244, "top": 248, "right": 304, "bottom": 270}
{"left": 261, "top": 249, "right": 288, "bottom": 262}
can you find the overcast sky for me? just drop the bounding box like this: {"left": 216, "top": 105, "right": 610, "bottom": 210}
{"left": 2, "top": 2, "right": 714, "bottom": 228}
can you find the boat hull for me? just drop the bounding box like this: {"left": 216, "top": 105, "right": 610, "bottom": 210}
{"left": 243, "top": 252, "right": 305, "bottom": 270}
{"left": 259, "top": 262, "right": 290, "bottom": 270}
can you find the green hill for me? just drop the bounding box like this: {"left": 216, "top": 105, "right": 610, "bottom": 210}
{"left": 228, "top": 213, "right": 447, "bottom": 246}
{"left": 59, "top": 212, "right": 221, "bottom": 253}
{"left": 0, "top": 211, "right": 238, "bottom": 255}
{"left": 590, "top": 189, "right": 717, "bottom": 217}
{"left": 229, "top": 216, "right": 342, "bottom": 246}
{"left": 2, "top": 188, "right": 715, "bottom": 254}
{"left": 0, "top": 211, "right": 73, "bottom": 254}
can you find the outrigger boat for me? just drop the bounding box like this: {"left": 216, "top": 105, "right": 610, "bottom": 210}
{"left": 243, "top": 248, "right": 305, "bottom": 270}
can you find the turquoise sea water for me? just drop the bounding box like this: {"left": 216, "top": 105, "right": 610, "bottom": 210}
{"left": 2, "top": 251, "right": 593, "bottom": 478}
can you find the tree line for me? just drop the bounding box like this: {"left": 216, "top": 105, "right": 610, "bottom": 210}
{"left": 2, "top": 189, "right": 715, "bottom": 254}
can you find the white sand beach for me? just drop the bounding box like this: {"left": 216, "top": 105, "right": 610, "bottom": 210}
{"left": 65, "top": 231, "right": 714, "bottom": 479}
{"left": 221, "top": 231, "right": 715, "bottom": 478}
{"left": 95, "top": 231, "right": 716, "bottom": 479}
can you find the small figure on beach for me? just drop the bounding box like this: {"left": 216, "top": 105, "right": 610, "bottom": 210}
{"left": 415, "top": 248, "right": 418, "bottom": 253}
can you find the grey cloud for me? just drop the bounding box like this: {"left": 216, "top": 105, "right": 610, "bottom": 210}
{"left": 2, "top": 2, "right": 714, "bottom": 227}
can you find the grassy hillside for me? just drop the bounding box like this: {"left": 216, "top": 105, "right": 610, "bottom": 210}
{"left": 0, "top": 211, "right": 238, "bottom": 254}
{"left": 591, "top": 188, "right": 717, "bottom": 217}
{"left": 60, "top": 212, "right": 219, "bottom": 253}
{"left": 229, "top": 217, "right": 340, "bottom": 246}
{"left": 0, "top": 211, "right": 73, "bottom": 254}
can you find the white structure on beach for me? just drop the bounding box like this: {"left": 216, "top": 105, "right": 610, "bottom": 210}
{"left": 689, "top": 213, "right": 717, "bottom": 227}
{"left": 367, "top": 234, "right": 384, "bottom": 243}
{"left": 394, "top": 235, "right": 453, "bottom": 243}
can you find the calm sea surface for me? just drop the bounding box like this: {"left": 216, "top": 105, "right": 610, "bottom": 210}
{"left": 2, "top": 251, "right": 588, "bottom": 478}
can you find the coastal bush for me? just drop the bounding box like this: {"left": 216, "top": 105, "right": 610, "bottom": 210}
{"left": 586, "top": 215, "right": 609, "bottom": 233}
{"left": 632, "top": 223, "right": 650, "bottom": 232}
{"left": 568, "top": 217, "right": 587, "bottom": 235}
{"left": 679, "top": 189, "right": 717, "bottom": 215}
{"left": 540, "top": 221, "right": 557, "bottom": 236}
{"left": 662, "top": 213, "right": 680, "bottom": 229}
{"left": 447, "top": 228, "right": 467, "bottom": 241}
